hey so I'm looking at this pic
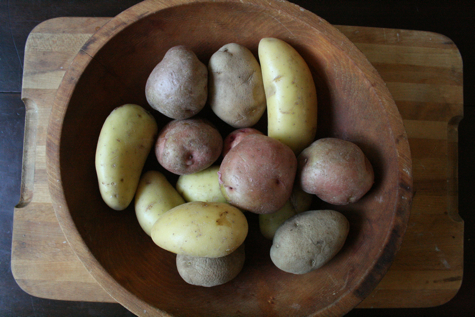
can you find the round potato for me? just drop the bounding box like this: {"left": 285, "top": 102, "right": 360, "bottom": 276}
{"left": 135, "top": 170, "right": 185, "bottom": 236}
{"left": 95, "top": 104, "right": 158, "bottom": 210}
{"left": 298, "top": 138, "right": 374, "bottom": 205}
{"left": 176, "top": 244, "right": 245, "bottom": 287}
{"left": 208, "top": 43, "right": 266, "bottom": 128}
{"left": 270, "top": 210, "right": 349, "bottom": 274}
{"left": 222, "top": 128, "right": 263, "bottom": 157}
{"left": 155, "top": 118, "right": 223, "bottom": 175}
{"left": 145, "top": 45, "right": 208, "bottom": 119}
{"left": 218, "top": 134, "right": 297, "bottom": 214}
{"left": 151, "top": 201, "right": 248, "bottom": 258}
{"left": 176, "top": 165, "right": 226, "bottom": 203}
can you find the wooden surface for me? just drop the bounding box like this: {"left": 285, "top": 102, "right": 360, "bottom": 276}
{"left": 12, "top": 11, "right": 462, "bottom": 314}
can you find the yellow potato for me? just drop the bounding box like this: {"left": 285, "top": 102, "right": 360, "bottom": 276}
{"left": 176, "top": 166, "right": 227, "bottom": 203}
{"left": 259, "top": 200, "right": 296, "bottom": 240}
{"left": 95, "top": 104, "right": 158, "bottom": 210}
{"left": 258, "top": 38, "right": 318, "bottom": 155}
{"left": 151, "top": 202, "right": 248, "bottom": 258}
{"left": 135, "top": 171, "right": 185, "bottom": 236}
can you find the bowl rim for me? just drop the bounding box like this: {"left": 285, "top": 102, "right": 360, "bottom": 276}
{"left": 46, "top": 0, "right": 413, "bottom": 316}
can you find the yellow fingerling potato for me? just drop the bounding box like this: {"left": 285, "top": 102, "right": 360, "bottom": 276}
{"left": 259, "top": 200, "right": 296, "bottom": 240}
{"left": 135, "top": 171, "right": 185, "bottom": 236}
{"left": 176, "top": 166, "right": 227, "bottom": 203}
{"left": 151, "top": 202, "right": 248, "bottom": 258}
{"left": 258, "top": 38, "right": 318, "bottom": 155}
{"left": 95, "top": 104, "right": 158, "bottom": 210}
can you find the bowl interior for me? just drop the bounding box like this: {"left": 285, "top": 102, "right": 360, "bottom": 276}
{"left": 50, "top": 1, "right": 412, "bottom": 316}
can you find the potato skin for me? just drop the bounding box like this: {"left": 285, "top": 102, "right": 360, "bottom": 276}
{"left": 145, "top": 45, "right": 208, "bottom": 120}
{"left": 176, "top": 165, "right": 227, "bottom": 203}
{"left": 222, "top": 128, "right": 263, "bottom": 157}
{"left": 95, "top": 104, "right": 158, "bottom": 210}
{"left": 155, "top": 118, "right": 223, "bottom": 175}
{"left": 259, "top": 200, "right": 296, "bottom": 240}
{"left": 270, "top": 210, "right": 349, "bottom": 274}
{"left": 218, "top": 134, "right": 297, "bottom": 214}
{"left": 135, "top": 171, "right": 185, "bottom": 236}
{"left": 176, "top": 244, "right": 245, "bottom": 287}
{"left": 151, "top": 202, "right": 248, "bottom": 258}
{"left": 258, "top": 38, "right": 318, "bottom": 155}
{"left": 208, "top": 43, "right": 266, "bottom": 128}
{"left": 298, "top": 138, "right": 374, "bottom": 205}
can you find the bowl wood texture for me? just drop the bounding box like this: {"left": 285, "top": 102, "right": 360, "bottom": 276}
{"left": 46, "top": 0, "right": 413, "bottom": 316}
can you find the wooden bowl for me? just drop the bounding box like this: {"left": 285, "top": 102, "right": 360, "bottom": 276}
{"left": 47, "top": 0, "right": 413, "bottom": 316}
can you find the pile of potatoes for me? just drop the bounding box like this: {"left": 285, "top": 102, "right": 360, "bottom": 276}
{"left": 95, "top": 38, "right": 374, "bottom": 286}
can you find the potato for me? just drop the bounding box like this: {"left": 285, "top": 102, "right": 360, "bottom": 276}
{"left": 95, "top": 104, "right": 158, "bottom": 210}
{"left": 176, "top": 244, "right": 245, "bottom": 287}
{"left": 290, "top": 184, "right": 313, "bottom": 213}
{"left": 270, "top": 210, "right": 349, "bottom": 274}
{"left": 151, "top": 201, "right": 248, "bottom": 258}
{"left": 155, "top": 118, "right": 223, "bottom": 175}
{"left": 258, "top": 38, "right": 318, "bottom": 155}
{"left": 135, "top": 171, "right": 185, "bottom": 236}
{"left": 259, "top": 200, "right": 296, "bottom": 240}
{"left": 145, "top": 45, "right": 208, "bottom": 120}
{"left": 298, "top": 138, "right": 374, "bottom": 205}
{"left": 176, "top": 165, "right": 226, "bottom": 203}
{"left": 219, "top": 134, "right": 297, "bottom": 214}
{"left": 222, "top": 128, "right": 263, "bottom": 157}
{"left": 208, "top": 43, "right": 266, "bottom": 128}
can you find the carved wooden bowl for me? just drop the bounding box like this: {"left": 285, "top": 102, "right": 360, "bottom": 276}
{"left": 47, "top": 0, "right": 413, "bottom": 316}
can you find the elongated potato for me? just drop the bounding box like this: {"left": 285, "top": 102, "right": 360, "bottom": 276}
{"left": 135, "top": 170, "right": 185, "bottom": 236}
{"left": 151, "top": 201, "right": 248, "bottom": 258}
{"left": 258, "top": 38, "right": 318, "bottom": 155}
{"left": 96, "top": 104, "right": 158, "bottom": 210}
{"left": 176, "top": 166, "right": 227, "bottom": 203}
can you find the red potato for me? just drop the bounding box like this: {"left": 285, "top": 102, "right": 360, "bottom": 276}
{"left": 222, "top": 128, "right": 263, "bottom": 157}
{"left": 298, "top": 138, "right": 374, "bottom": 205}
{"left": 155, "top": 118, "right": 223, "bottom": 175}
{"left": 219, "top": 134, "right": 297, "bottom": 214}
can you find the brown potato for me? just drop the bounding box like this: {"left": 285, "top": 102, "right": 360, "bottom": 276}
{"left": 222, "top": 128, "right": 263, "bottom": 157}
{"left": 145, "top": 45, "right": 208, "bottom": 120}
{"left": 270, "top": 210, "right": 349, "bottom": 274}
{"left": 155, "top": 118, "right": 223, "bottom": 175}
{"left": 219, "top": 134, "right": 297, "bottom": 214}
{"left": 298, "top": 138, "right": 374, "bottom": 205}
{"left": 208, "top": 43, "right": 266, "bottom": 128}
{"left": 176, "top": 244, "right": 245, "bottom": 287}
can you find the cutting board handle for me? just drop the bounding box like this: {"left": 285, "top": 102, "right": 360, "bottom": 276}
{"left": 16, "top": 98, "right": 38, "bottom": 208}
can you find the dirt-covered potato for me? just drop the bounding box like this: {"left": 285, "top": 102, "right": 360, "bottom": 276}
{"left": 176, "top": 244, "right": 245, "bottom": 287}
{"left": 155, "top": 118, "right": 223, "bottom": 175}
{"left": 145, "top": 45, "right": 208, "bottom": 120}
{"left": 208, "top": 43, "right": 266, "bottom": 128}
{"left": 298, "top": 138, "right": 374, "bottom": 205}
{"left": 222, "top": 128, "right": 263, "bottom": 157}
{"left": 270, "top": 210, "right": 349, "bottom": 274}
{"left": 218, "top": 134, "right": 297, "bottom": 214}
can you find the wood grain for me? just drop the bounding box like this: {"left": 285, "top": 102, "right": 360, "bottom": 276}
{"left": 12, "top": 10, "right": 461, "bottom": 313}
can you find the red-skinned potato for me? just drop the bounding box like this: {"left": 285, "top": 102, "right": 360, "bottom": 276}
{"left": 156, "top": 118, "right": 223, "bottom": 175}
{"left": 222, "top": 128, "right": 263, "bottom": 157}
{"left": 218, "top": 134, "right": 297, "bottom": 214}
{"left": 298, "top": 138, "right": 374, "bottom": 205}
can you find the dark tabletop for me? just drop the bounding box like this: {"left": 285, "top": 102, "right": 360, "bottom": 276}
{"left": 1, "top": 0, "right": 474, "bottom": 316}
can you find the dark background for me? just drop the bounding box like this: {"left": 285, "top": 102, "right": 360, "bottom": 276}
{"left": 1, "top": 0, "right": 474, "bottom": 316}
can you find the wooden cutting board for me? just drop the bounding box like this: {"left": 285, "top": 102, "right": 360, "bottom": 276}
{"left": 11, "top": 17, "right": 464, "bottom": 309}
